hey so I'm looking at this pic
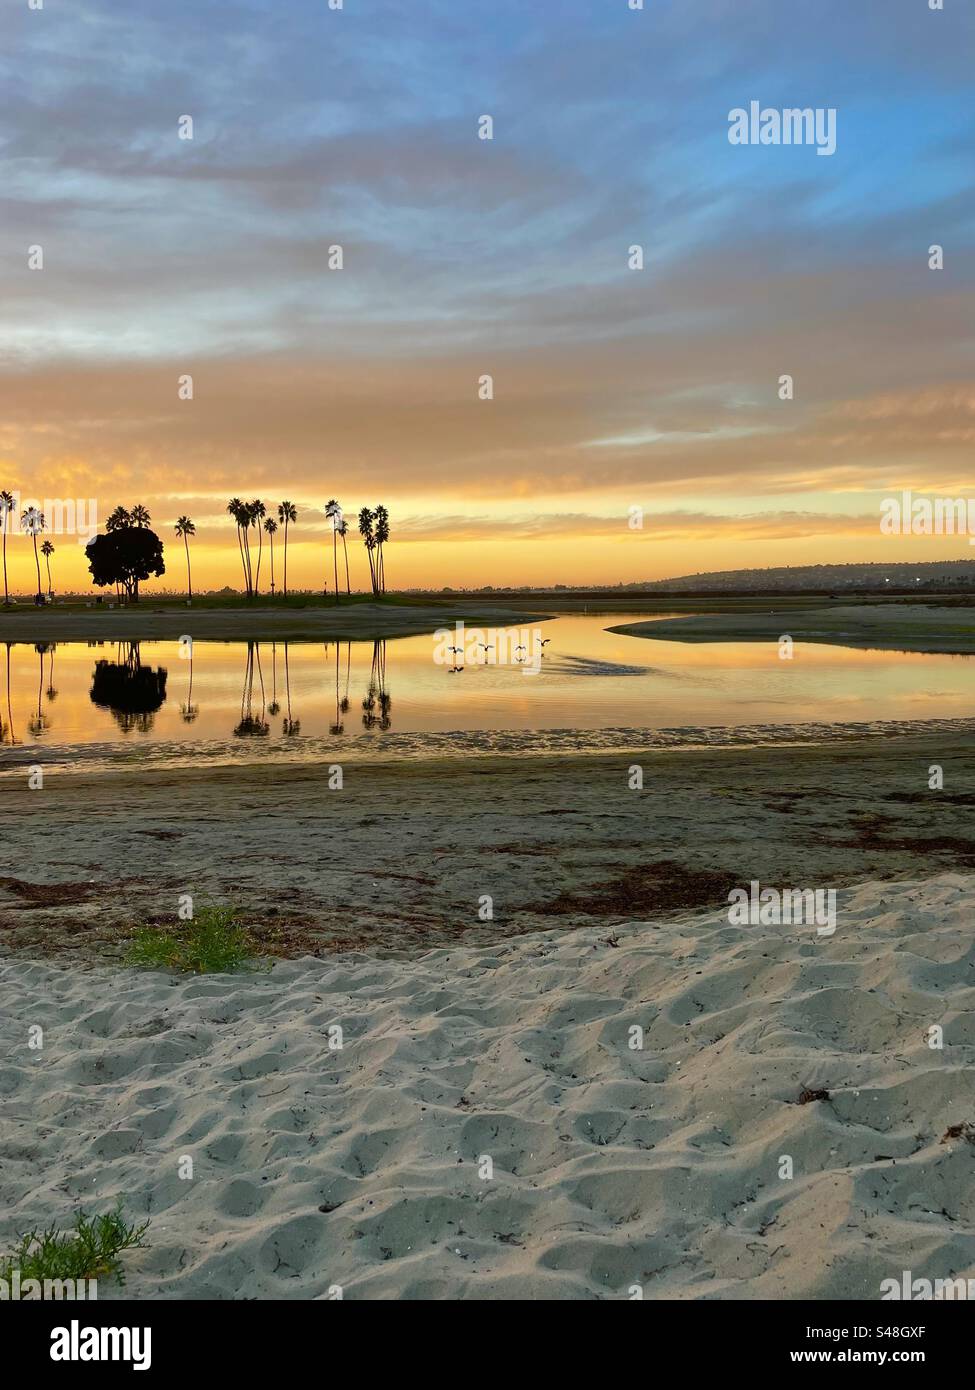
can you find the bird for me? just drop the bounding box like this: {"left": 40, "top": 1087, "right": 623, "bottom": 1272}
{"left": 515, "top": 644, "right": 526, "bottom": 653}
{"left": 540, "top": 638, "right": 552, "bottom": 646}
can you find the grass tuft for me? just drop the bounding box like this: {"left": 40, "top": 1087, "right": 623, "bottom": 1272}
{"left": 0, "top": 1203, "right": 149, "bottom": 1288}
{"left": 125, "top": 904, "right": 259, "bottom": 973}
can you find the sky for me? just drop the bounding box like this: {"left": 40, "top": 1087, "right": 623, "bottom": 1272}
{"left": 1, "top": 0, "right": 973, "bottom": 594}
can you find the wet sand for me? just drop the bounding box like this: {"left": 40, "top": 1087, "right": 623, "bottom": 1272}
{"left": 2, "top": 733, "right": 973, "bottom": 960}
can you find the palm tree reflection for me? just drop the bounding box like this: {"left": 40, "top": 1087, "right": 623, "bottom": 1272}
{"left": 234, "top": 641, "right": 269, "bottom": 737}
{"left": 28, "top": 642, "right": 52, "bottom": 736}
{"left": 282, "top": 641, "right": 300, "bottom": 736}
{"left": 362, "top": 640, "right": 391, "bottom": 731}
{"left": 180, "top": 642, "right": 199, "bottom": 724}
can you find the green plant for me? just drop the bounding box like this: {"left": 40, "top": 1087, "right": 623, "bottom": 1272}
{"left": 0, "top": 1203, "right": 149, "bottom": 1288}
{"left": 125, "top": 904, "right": 258, "bottom": 973}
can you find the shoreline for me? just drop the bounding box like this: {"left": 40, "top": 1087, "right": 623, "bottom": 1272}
{"left": 612, "top": 603, "right": 975, "bottom": 655}
{"left": 0, "top": 600, "right": 553, "bottom": 645}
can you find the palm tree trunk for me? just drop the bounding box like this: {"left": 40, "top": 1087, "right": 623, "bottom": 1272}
{"left": 45, "top": 555, "right": 52, "bottom": 595}
{"left": 2, "top": 524, "right": 8, "bottom": 606}
{"left": 332, "top": 532, "right": 339, "bottom": 604}
{"left": 269, "top": 534, "right": 275, "bottom": 594}
{"left": 236, "top": 525, "right": 248, "bottom": 594}
{"left": 184, "top": 534, "right": 192, "bottom": 599}
{"left": 255, "top": 525, "right": 263, "bottom": 597}
{"left": 283, "top": 520, "right": 289, "bottom": 597}
{"left": 341, "top": 533, "right": 350, "bottom": 595}
{"left": 32, "top": 535, "right": 41, "bottom": 601}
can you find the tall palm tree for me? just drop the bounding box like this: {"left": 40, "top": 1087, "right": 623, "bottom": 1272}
{"left": 0, "top": 490, "right": 14, "bottom": 605}
{"left": 325, "top": 500, "right": 340, "bottom": 604}
{"left": 374, "top": 504, "right": 389, "bottom": 595}
{"left": 264, "top": 517, "right": 278, "bottom": 594}
{"left": 105, "top": 505, "right": 131, "bottom": 532}
{"left": 130, "top": 504, "right": 151, "bottom": 528}
{"left": 227, "top": 498, "right": 250, "bottom": 596}
{"left": 278, "top": 501, "right": 297, "bottom": 598}
{"left": 250, "top": 500, "right": 266, "bottom": 596}
{"left": 40, "top": 539, "right": 55, "bottom": 596}
{"left": 337, "top": 517, "right": 351, "bottom": 595}
{"left": 358, "top": 506, "right": 377, "bottom": 596}
{"left": 20, "top": 507, "right": 45, "bottom": 603}
{"left": 175, "top": 516, "right": 195, "bottom": 599}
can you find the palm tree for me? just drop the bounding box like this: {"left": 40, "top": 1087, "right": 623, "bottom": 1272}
{"left": 40, "top": 539, "right": 55, "bottom": 596}
{"left": 251, "top": 500, "right": 266, "bottom": 597}
{"left": 105, "top": 506, "right": 131, "bottom": 532}
{"left": 20, "top": 508, "right": 45, "bottom": 603}
{"left": 130, "top": 504, "right": 151, "bottom": 528}
{"left": 264, "top": 517, "right": 278, "bottom": 594}
{"left": 325, "top": 500, "right": 340, "bottom": 604}
{"left": 358, "top": 506, "right": 377, "bottom": 596}
{"left": 227, "top": 498, "right": 250, "bottom": 596}
{"left": 277, "top": 501, "right": 297, "bottom": 597}
{"left": 0, "top": 490, "right": 14, "bottom": 605}
{"left": 374, "top": 504, "right": 389, "bottom": 595}
{"left": 175, "top": 516, "right": 195, "bottom": 600}
{"left": 337, "top": 517, "right": 351, "bottom": 595}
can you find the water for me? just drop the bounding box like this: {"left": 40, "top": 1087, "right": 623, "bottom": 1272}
{"left": 1, "top": 613, "right": 972, "bottom": 771}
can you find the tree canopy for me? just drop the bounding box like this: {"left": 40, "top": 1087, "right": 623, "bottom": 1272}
{"left": 86, "top": 525, "right": 165, "bottom": 601}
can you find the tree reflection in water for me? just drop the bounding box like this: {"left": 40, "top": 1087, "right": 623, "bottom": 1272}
{"left": 90, "top": 642, "right": 167, "bottom": 734}
{"left": 234, "top": 641, "right": 269, "bottom": 737}
{"left": 362, "top": 640, "right": 391, "bottom": 731}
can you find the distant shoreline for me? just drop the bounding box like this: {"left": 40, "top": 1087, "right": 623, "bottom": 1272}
{"left": 0, "top": 600, "right": 553, "bottom": 644}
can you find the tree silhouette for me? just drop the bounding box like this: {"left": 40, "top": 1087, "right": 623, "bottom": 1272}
{"left": 41, "top": 539, "right": 55, "bottom": 596}
{"left": 175, "top": 516, "right": 195, "bottom": 599}
{"left": 90, "top": 642, "right": 167, "bottom": 734}
{"left": 87, "top": 526, "right": 165, "bottom": 602}
{"left": 0, "top": 490, "right": 14, "bottom": 606}
{"left": 277, "top": 501, "right": 297, "bottom": 597}
{"left": 20, "top": 507, "right": 45, "bottom": 603}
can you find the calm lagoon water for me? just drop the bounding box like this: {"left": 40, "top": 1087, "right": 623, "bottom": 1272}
{"left": 1, "top": 613, "right": 972, "bottom": 768}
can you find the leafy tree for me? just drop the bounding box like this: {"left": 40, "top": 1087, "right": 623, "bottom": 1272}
{"left": 86, "top": 526, "right": 165, "bottom": 602}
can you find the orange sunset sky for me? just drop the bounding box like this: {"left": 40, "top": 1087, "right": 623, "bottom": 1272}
{"left": 2, "top": 1, "right": 973, "bottom": 596}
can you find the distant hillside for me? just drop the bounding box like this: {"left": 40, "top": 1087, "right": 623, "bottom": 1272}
{"left": 637, "top": 561, "right": 975, "bottom": 593}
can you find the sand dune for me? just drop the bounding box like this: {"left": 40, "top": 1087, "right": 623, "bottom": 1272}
{"left": 2, "top": 873, "right": 973, "bottom": 1300}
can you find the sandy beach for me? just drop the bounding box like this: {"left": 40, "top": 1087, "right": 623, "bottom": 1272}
{"left": 614, "top": 603, "right": 975, "bottom": 655}
{"left": 2, "top": 870, "right": 973, "bottom": 1299}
